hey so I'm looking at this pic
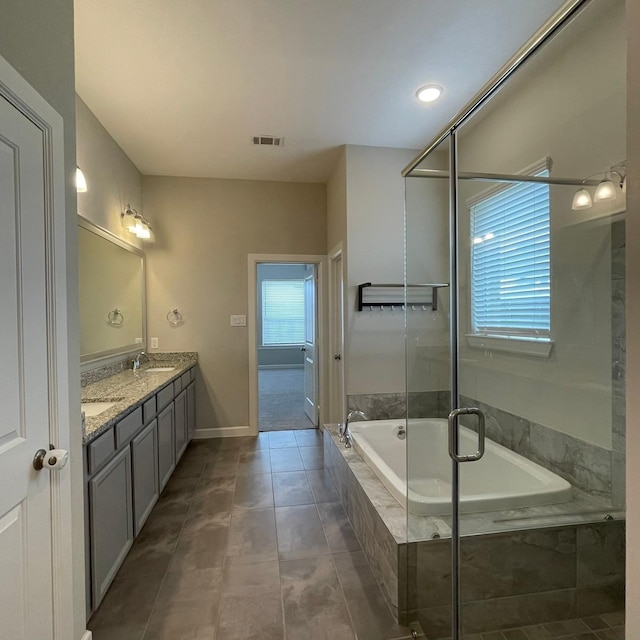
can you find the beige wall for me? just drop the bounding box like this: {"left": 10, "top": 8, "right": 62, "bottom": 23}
{"left": 143, "top": 176, "right": 326, "bottom": 430}
{"left": 327, "top": 146, "right": 348, "bottom": 253}
{"left": 76, "top": 96, "right": 143, "bottom": 243}
{"left": 0, "top": 1, "right": 87, "bottom": 637}
{"left": 626, "top": 0, "right": 640, "bottom": 632}
{"left": 343, "top": 146, "right": 419, "bottom": 395}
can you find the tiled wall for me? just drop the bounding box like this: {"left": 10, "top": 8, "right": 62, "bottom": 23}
{"left": 409, "top": 521, "right": 625, "bottom": 638}
{"left": 323, "top": 426, "right": 625, "bottom": 638}
{"left": 611, "top": 219, "right": 626, "bottom": 508}
{"left": 347, "top": 391, "right": 449, "bottom": 420}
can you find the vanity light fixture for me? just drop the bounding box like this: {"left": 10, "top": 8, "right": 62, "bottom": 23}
{"left": 416, "top": 84, "right": 443, "bottom": 103}
{"left": 76, "top": 166, "right": 88, "bottom": 193}
{"left": 121, "top": 204, "right": 154, "bottom": 242}
{"left": 571, "top": 165, "right": 626, "bottom": 211}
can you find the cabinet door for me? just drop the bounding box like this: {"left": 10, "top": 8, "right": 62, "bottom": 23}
{"left": 157, "top": 402, "right": 175, "bottom": 491}
{"left": 187, "top": 381, "right": 196, "bottom": 440}
{"left": 174, "top": 389, "right": 188, "bottom": 463}
{"left": 89, "top": 446, "right": 133, "bottom": 609}
{"left": 132, "top": 418, "right": 159, "bottom": 536}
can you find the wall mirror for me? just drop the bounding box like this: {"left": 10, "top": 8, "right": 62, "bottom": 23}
{"left": 78, "top": 217, "right": 146, "bottom": 364}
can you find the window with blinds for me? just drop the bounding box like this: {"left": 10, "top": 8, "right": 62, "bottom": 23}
{"left": 261, "top": 279, "right": 305, "bottom": 345}
{"left": 470, "top": 167, "right": 550, "bottom": 339}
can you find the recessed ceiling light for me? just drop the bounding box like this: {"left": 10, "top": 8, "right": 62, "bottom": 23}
{"left": 416, "top": 84, "right": 443, "bottom": 103}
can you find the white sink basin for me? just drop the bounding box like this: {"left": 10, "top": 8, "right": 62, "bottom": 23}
{"left": 145, "top": 367, "right": 176, "bottom": 372}
{"left": 81, "top": 401, "right": 118, "bottom": 417}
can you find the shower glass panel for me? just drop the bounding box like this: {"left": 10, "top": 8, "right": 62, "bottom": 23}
{"left": 404, "top": 0, "right": 625, "bottom": 637}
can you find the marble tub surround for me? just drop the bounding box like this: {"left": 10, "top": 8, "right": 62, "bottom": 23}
{"left": 347, "top": 391, "right": 450, "bottom": 421}
{"left": 459, "top": 396, "right": 614, "bottom": 502}
{"left": 323, "top": 425, "right": 625, "bottom": 634}
{"left": 82, "top": 353, "right": 197, "bottom": 444}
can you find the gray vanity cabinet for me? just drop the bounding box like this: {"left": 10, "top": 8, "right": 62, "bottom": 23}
{"left": 157, "top": 402, "right": 175, "bottom": 491}
{"left": 174, "top": 389, "right": 188, "bottom": 462}
{"left": 88, "top": 446, "right": 133, "bottom": 608}
{"left": 131, "top": 418, "right": 159, "bottom": 535}
{"left": 187, "top": 382, "right": 196, "bottom": 439}
{"left": 84, "top": 365, "right": 196, "bottom": 615}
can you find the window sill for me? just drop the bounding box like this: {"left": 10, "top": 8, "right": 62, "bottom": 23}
{"left": 466, "top": 333, "right": 553, "bottom": 358}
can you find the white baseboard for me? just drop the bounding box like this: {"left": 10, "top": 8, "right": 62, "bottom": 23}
{"left": 80, "top": 631, "right": 92, "bottom": 640}
{"left": 193, "top": 426, "right": 255, "bottom": 439}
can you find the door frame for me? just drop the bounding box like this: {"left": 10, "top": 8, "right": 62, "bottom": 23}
{"left": 0, "top": 55, "right": 77, "bottom": 637}
{"left": 328, "top": 242, "right": 346, "bottom": 423}
{"left": 248, "top": 253, "right": 327, "bottom": 435}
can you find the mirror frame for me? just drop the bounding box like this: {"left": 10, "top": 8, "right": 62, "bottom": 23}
{"left": 78, "top": 216, "right": 147, "bottom": 365}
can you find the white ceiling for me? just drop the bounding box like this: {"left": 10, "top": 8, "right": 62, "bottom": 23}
{"left": 74, "top": 0, "right": 566, "bottom": 184}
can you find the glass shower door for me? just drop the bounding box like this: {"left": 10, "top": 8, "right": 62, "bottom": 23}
{"left": 405, "top": 0, "right": 626, "bottom": 638}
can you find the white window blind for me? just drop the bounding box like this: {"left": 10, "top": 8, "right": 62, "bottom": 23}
{"left": 470, "top": 167, "right": 550, "bottom": 339}
{"left": 262, "top": 279, "right": 305, "bottom": 345}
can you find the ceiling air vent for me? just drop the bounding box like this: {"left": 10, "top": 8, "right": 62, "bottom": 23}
{"left": 252, "top": 135, "right": 284, "bottom": 147}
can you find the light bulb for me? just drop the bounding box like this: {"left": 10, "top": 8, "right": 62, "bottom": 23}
{"left": 75, "top": 167, "right": 87, "bottom": 193}
{"left": 137, "top": 222, "right": 151, "bottom": 239}
{"left": 416, "top": 84, "right": 443, "bottom": 103}
{"left": 594, "top": 178, "right": 617, "bottom": 202}
{"left": 571, "top": 188, "right": 592, "bottom": 210}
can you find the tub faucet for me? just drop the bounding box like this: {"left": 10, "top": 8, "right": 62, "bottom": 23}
{"left": 340, "top": 409, "right": 367, "bottom": 446}
{"left": 132, "top": 351, "right": 149, "bottom": 370}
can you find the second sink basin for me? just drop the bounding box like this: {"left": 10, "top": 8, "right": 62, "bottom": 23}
{"left": 145, "top": 367, "right": 176, "bottom": 372}
{"left": 81, "top": 401, "right": 118, "bottom": 417}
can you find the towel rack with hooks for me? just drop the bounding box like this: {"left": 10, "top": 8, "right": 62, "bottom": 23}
{"left": 357, "top": 283, "right": 449, "bottom": 312}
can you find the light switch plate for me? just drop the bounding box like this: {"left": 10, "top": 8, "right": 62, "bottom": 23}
{"left": 150, "top": 337, "right": 159, "bottom": 348}
{"left": 230, "top": 314, "right": 247, "bottom": 327}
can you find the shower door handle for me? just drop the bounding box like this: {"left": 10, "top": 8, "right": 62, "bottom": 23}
{"left": 447, "top": 407, "right": 485, "bottom": 463}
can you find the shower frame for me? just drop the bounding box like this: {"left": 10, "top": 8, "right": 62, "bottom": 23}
{"left": 402, "top": 1, "right": 597, "bottom": 638}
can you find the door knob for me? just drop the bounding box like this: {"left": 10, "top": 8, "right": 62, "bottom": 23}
{"left": 33, "top": 447, "right": 69, "bottom": 471}
{"left": 334, "top": 354, "right": 342, "bottom": 360}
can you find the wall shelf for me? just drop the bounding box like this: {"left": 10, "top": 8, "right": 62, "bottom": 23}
{"left": 357, "top": 282, "right": 449, "bottom": 311}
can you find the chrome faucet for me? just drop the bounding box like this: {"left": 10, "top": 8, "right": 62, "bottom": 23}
{"left": 340, "top": 409, "right": 367, "bottom": 448}
{"left": 132, "top": 351, "right": 149, "bottom": 370}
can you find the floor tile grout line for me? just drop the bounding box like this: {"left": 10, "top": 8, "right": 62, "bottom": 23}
{"left": 141, "top": 449, "right": 208, "bottom": 639}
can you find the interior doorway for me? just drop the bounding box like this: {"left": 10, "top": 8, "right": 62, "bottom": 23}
{"left": 255, "top": 262, "right": 318, "bottom": 431}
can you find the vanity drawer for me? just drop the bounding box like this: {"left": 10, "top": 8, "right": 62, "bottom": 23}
{"left": 87, "top": 427, "right": 116, "bottom": 475}
{"left": 156, "top": 383, "right": 174, "bottom": 411}
{"left": 180, "top": 372, "right": 190, "bottom": 389}
{"left": 173, "top": 378, "right": 182, "bottom": 394}
{"left": 143, "top": 396, "right": 157, "bottom": 424}
{"left": 190, "top": 367, "right": 196, "bottom": 383}
{"left": 115, "top": 407, "right": 143, "bottom": 448}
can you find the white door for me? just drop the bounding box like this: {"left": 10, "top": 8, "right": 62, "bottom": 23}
{"left": 329, "top": 250, "right": 345, "bottom": 423}
{"left": 0, "top": 94, "right": 56, "bottom": 638}
{"left": 303, "top": 268, "right": 318, "bottom": 425}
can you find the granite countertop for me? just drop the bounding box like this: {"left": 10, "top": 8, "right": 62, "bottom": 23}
{"left": 82, "top": 353, "right": 198, "bottom": 444}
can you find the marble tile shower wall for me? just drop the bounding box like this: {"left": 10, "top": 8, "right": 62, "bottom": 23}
{"left": 459, "top": 395, "right": 613, "bottom": 502}
{"left": 611, "top": 219, "right": 625, "bottom": 509}
{"left": 347, "top": 391, "right": 450, "bottom": 421}
{"left": 323, "top": 427, "right": 625, "bottom": 639}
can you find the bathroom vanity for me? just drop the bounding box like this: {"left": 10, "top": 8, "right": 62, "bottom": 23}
{"left": 82, "top": 356, "right": 197, "bottom": 614}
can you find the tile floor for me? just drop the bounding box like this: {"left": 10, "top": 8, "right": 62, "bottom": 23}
{"left": 87, "top": 428, "right": 625, "bottom": 640}
{"left": 454, "top": 609, "right": 625, "bottom": 639}
{"left": 87, "top": 429, "right": 415, "bottom": 640}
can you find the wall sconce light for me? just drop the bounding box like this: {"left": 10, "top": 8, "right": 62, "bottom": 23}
{"left": 121, "top": 204, "right": 154, "bottom": 242}
{"left": 76, "top": 166, "right": 88, "bottom": 193}
{"left": 571, "top": 165, "right": 626, "bottom": 210}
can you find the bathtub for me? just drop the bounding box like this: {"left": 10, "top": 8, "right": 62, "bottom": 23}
{"left": 347, "top": 418, "right": 572, "bottom": 516}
